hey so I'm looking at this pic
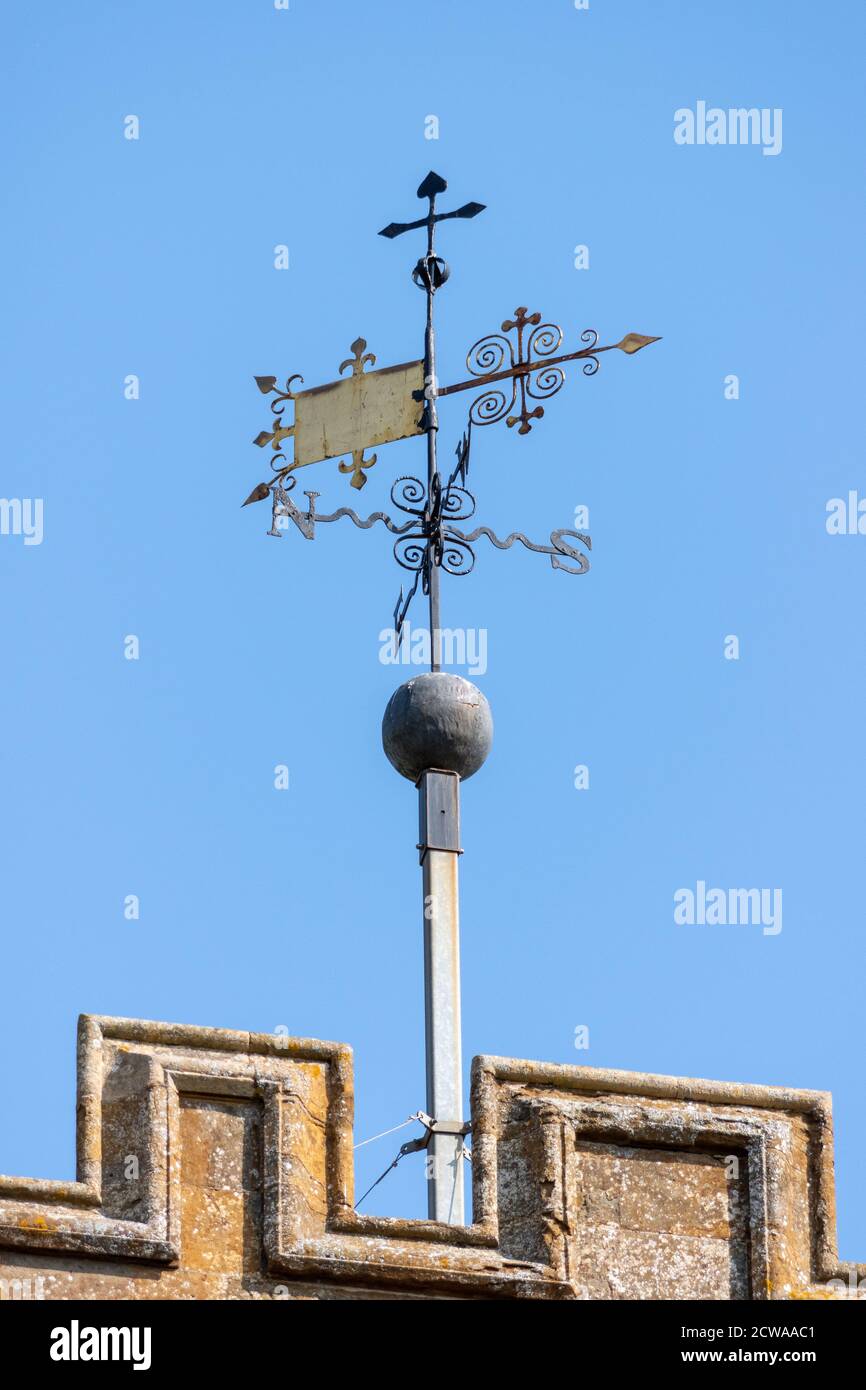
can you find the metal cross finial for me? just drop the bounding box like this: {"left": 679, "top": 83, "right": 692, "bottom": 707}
{"left": 378, "top": 170, "right": 485, "bottom": 246}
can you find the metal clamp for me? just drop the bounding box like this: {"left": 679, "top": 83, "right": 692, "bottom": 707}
{"left": 398, "top": 1111, "right": 471, "bottom": 1156}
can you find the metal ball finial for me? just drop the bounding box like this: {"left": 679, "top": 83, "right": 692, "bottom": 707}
{"left": 412, "top": 254, "right": 450, "bottom": 291}
{"left": 382, "top": 672, "right": 493, "bottom": 782}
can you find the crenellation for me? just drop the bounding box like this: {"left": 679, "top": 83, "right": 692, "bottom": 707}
{"left": 0, "top": 1016, "right": 862, "bottom": 1301}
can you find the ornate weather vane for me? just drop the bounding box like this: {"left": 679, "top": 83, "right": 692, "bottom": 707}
{"left": 244, "top": 172, "right": 659, "bottom": 1228}
{"left": 243, "top": 170, "right": 659, "bottom": 664}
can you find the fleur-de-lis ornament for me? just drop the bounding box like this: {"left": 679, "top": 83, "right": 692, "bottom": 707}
{"left": 337, "top": 337, "right": 378, "bottom": 489}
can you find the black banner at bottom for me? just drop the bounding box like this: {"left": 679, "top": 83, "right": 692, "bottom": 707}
{"left": 3, "top": 1293, "right": 862, "bottom": 1375}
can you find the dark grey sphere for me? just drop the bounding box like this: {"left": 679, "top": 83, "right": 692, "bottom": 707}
{"left": 382, "top": 673, "right": 493, "bottom": 782}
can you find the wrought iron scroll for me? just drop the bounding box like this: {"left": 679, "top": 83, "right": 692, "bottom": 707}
{"left": 435, "top": 309, "right": 660, "bottom": 439}
{"left": 464, "top": 307, "right": 564, "bottom": 434}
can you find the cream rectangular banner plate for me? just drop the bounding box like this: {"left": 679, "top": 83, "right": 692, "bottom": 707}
{"left": 293, "top": 360, "right": 425, "bottom": 466}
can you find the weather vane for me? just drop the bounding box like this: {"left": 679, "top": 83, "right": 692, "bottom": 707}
{"left": 244, "top": 170, "right": 659, "bottom": 665}
{"left": 244, "top": 172, "right": 659, "bottom": 1228}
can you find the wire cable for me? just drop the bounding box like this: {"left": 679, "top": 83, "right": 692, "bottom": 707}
{"left": 354, "top": 1145, "right": 412, "bottom": 1211}
{"left": 353, "top": 1116, "right": 417, "bottom": 1150}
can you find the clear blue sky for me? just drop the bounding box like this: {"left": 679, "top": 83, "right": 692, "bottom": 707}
{"left": 2, "top": 0, "right": 864, "bottom": 1253}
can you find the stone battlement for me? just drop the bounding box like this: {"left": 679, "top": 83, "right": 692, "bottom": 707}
{"left": 0, "top": 1015, "right": 862, "bottom": 1300}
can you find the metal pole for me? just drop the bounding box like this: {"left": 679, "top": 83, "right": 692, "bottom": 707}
{"left": 418, "top": 769, "right": 465, "bottom": 1223}
{"left": 423, "top": 200, "right": 441, "bottom": 673}
{"left": 418, "top": 197, "right": 465, "bottom": 1221}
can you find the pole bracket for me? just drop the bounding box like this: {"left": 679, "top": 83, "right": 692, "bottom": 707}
{"left": 417, "top": 768, "right": 462, "bottom": 862}
{"left": 432, "top": 1119, "right": 472, "bottom": 1136}
{"left": 398, "top": 1111, "right": 471, "bottom": 1156}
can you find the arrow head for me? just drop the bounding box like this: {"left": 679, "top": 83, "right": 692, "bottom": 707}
{"left": 616, "top": 333, "right": 661, "bottom": 354}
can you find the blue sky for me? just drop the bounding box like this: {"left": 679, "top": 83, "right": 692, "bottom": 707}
{"left": 1, "top": 0, "right": 864, "bottom": 1253}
